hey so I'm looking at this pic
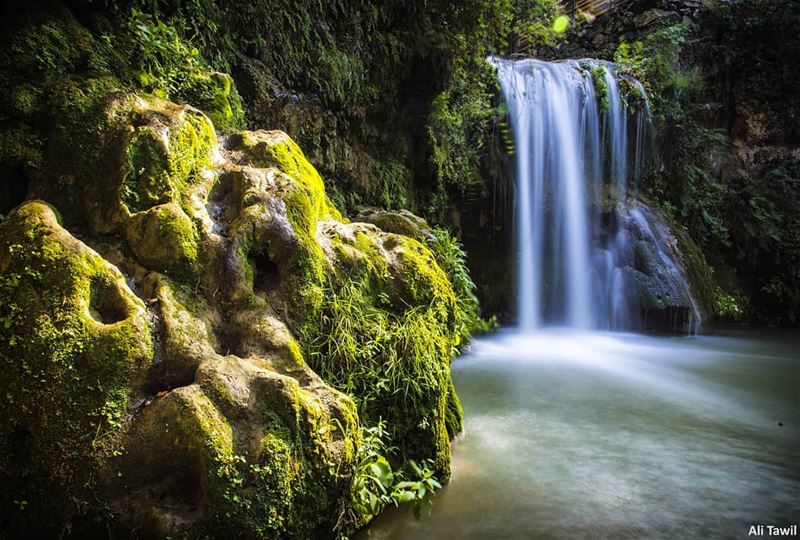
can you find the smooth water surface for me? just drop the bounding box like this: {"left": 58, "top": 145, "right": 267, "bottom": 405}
{"left": 362, "top": 329, "right": 800, "bottom": 539}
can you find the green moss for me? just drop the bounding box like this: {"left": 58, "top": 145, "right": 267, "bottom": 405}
{"left": 369, "top": 212, "right": 425, "bottom": 238}
{"left": 0, "top": 126, "right": 43, "bottom": 170}
{"left": 120, "top": 127, "right": 173, "bottom": 212}
{"left": 35, "top": 76, "right": 132, "bottom": 230}
{"left": 33, "top": 87, "right": 217, "bottom": 235}
{"left": 231, "top": 131, "right": 342, "bottom": 222}
{"left": 375, "top": 160, "right": 412, "bottom": 210}
{"left": 325, "top": 225, "right": 390, "bottom": 282}
{"left": 444, "top": 377, "right": 463, "bottom": 439}
{"left": 178, "top": 72, "right": 245, "bottom": 131}
{"left": 8, "top": 83, "right": 43, "bottom": 117}
{"left": 0, "top": 3, "right": 116, "bottom": 86}
{"left": 0, "top": 2, "right": 219, "bottom": 234}
{"left": 125, "top": 203, "right": 200, "bottom": 276}
{"left": 0, "top": 202, "right": 152, "bottom": 536}
{"left": 670, "top": 219, "right": 718, "bottom": 321}
{"left": 392, "top": 235, "right": 458, "bottom": 312}
{"left": 227, "top": 131, "right": 343, "bottom": 331}
{"left": 117, "top": 384, "right": 236, "bottom": 531}
{"left": 188, "top": 359, "right": 358, "bottom": 538}
{"left": 358, "top": 209, "right": 488, "bottom": 343}
{"left": 222, "top": 132, "right": 465, "bottom": 479}
{"left": 590, "top": 66, "right": 611, "bottom": 113}
{"left": 119, "top": 100, "right": 217, "bottom": 221}
{"left": 301, "top": 239, "right": 460, "bottom": 475}
{"left": 165, "top": 107, "right": 217, "bottom": 194}
{"left": 219, "top": 398, "right": 347, "bottom": 537}
{"left": 619, "top": 78, "right": 646, "bottom": 107}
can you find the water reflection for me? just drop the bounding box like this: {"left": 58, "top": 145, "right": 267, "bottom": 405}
{"left": 361, "top": 329, "right": 800, "bottom": 540}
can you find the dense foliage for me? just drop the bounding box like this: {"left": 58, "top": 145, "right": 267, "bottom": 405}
{"left": 85, "top": 0, "right": 561, "bottom": 218}
{"left": 614, "top": 1, "right": 800, "bottom": 324}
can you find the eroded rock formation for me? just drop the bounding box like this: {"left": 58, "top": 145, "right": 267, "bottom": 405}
{"left": 0, "top": 90, "right": 463, "bottom": 538}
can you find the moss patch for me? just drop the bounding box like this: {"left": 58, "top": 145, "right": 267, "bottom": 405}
{"left": 125, "top": 203, "right": 200, "bottom": 276}
{"left": 178, "top": 72, "right": 245, "bottom": 131}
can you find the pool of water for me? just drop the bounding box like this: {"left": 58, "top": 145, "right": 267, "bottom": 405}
{"left": 361, "top": 328, "right": 800, "bottom": 539}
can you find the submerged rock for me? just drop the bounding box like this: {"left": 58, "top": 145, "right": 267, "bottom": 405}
{"left": 0, "top": 87, "right": 464, "bottom": 537}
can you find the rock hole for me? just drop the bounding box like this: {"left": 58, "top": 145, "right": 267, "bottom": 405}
{"left": 207, "top": 173, "right": 239, "bottom": 228}
{"left": 208, "top": 173, "right": 233, "bottom": 203}
{"left": 89, "top": 278, "right": 129, "bottom": 325}
{"left": 212, "top": 323, "right": 240, "bottom": 357}
{"left": 253, "top": 248, "right": 279, "bottom": 293}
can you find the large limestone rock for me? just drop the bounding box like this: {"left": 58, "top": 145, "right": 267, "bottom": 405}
{"left": 0, "top": 89, "right": 463, "bottom": 538}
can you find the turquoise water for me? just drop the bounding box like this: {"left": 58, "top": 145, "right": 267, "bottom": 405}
{"left": 361, "top": 329, "right": 800, "bottom": 539}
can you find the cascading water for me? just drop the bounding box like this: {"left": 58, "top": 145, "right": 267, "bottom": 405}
{"left": 491, "top": 57, "right": 700, "bottom": 333}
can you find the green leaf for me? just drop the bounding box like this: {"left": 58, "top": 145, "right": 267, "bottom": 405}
{"left": 393, "top": 490, "right": 415, "bottom": 504}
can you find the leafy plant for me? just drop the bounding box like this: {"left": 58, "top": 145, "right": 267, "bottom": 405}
{"left": 714, "top": 287, "right": 744, "bottom": 319}
{"left": 351, "top": 420, "right": 397, "bottom": 516}
{"left": 351, "top": 420, "right": 442, "bottom": 519}
{"left": 303, "top": 279, "right": 446, "bottom": 416}
{"left": 124, "top": 9, "right": 206, "bottom": 98}
{"left": 615, "top": 23, "right": 694, "bottom": 120}
{"left": 424, "top": 228, "right": 495, "bottom": 343}
{"left": 392, "top": 459, "right": 442, "bottom": 519}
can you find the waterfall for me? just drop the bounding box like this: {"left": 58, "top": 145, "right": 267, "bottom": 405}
{"left": 491, "top": 57, "right": 700, "bottom": 334}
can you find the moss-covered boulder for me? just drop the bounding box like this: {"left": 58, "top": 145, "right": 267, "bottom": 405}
{"left": 354, "top": 206, "right": 431, "bottom": 239}
{"left": 224, "top": 131, "right": 465, "bottom": 473}
{"left": 24, "top": 87, "right": 217, "bottom": 240}
{"left": 113, "top": 356, "right": 358, "bottom": 539}
{"left": 125, "top": 203, "right": 200, "bottom": 276}
{"left": 314, "top": 220, "right": 462, "bottom": 472}
{"left": 0, "top": 5, "right": 471, "bottom": 537}
{"left": 0, "top": 201, "right": 153, "bottom": 536}
{"left": 623, "top": 199, "right": 717, "bottom": 332}
{"left": 0, "top": 118, "right": 465, "bottom": 539}
{"left": 0, "top": 47, "right": 465, "bottom": 533}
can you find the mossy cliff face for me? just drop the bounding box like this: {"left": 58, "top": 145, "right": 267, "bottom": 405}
{"left": 0, "top": 79, "right": 463, "bottom": 537}
{"left": 535, "top": 0, "right": 800, "bottom": 324}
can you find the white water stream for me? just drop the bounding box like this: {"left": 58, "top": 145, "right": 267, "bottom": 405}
{"left": 491, "top": 58, "right": 696, "bottom": 332}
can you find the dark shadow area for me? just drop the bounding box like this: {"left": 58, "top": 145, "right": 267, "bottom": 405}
{"left": 6, "top": 426, "right": 31, "bottom": 478}
{"left": 640, "top": 306, "right": 694, "bottom": 335}
{"left": 252, "top": 248, "right": 279, "bottom": 293}
{"left": 0, "top": 165, "right": 29, "bottom": 215}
